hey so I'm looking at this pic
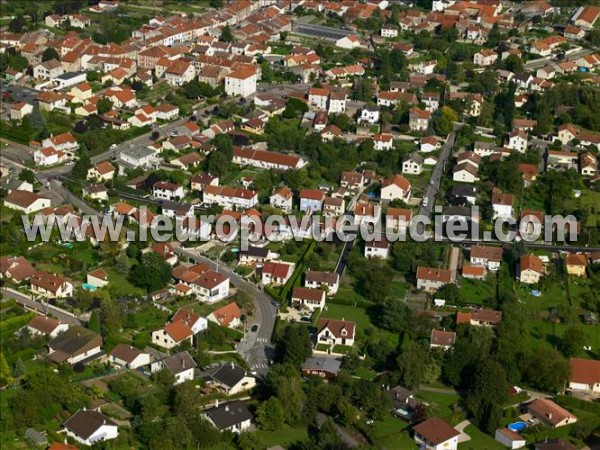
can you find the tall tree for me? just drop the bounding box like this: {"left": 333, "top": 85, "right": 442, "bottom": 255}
{"left": 256, "top": 397, "right": 285, "bottom": 431}
{"left": 129, "top": 252, "right": 173, "bottom": 292}
{"left": 220, "top": 25, "right": 233, "bottom": 42}
{"left": 41, "top": 47, "right": 60, "bottom": 62}
{"left": 465, "top": 360, "right": 509, "bottom": 433}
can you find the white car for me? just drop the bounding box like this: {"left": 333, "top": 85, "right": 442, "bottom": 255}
{"left": 422, "top": 198, "right": 429, "bottom": 207}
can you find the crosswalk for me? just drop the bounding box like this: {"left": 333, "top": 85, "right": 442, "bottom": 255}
{"left": 252, "top": 363, "right": 268, "bottom": 370}
{"left": 255, "top": 337, "right": 269, "bottom": 343}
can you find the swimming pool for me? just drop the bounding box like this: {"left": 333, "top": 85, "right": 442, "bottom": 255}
{"left": 82, "top": 283, "right": 97, "bottom": 291}
{"left": 62, "top": 242, "right": 74, "bottom": 249}
{"left": 507, "top": 421, "right": 527, "bottom": 432}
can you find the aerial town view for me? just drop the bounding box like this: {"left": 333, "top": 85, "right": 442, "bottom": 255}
{"left": 1, "top": 0, "right": 600, "bottom": 448}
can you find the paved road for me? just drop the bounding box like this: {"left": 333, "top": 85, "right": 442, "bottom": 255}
{"left": 419, "top": 128, "right": 459, "bottom": 217}
{"left": 172, "top": 244, "right": 278, "bottom": 376}
{"left": 2, "top": 287, "right": 82, "bottom": 325}
{"left": 49, "top": 179, "right": 101, "bottom": 216}
{"left": 523, "top": 48, "right": 593, "bottom": 71}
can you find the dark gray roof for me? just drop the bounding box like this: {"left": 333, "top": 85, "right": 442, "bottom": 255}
{"left": 305, "top": 270, "right": 339, "bottom": 285}
{"left": 48, "top": 326, "right": 102, "bottom": 363}
{"left": 240, "top": 246, "right": 269, "bottom": 258}
{"left": 451, "top": 185, "right": 476, "bottom": 197}
{"left": 63, "top": 409, "right": 117, "bottom": 440}
{"left": 211, "top": 363, "right": 247, "bottom": 388}
{"left": 301, "top": 356, "right": 341, "bottom": 374}
{"left": 56, "top": 71, "right": 84, "bottom": 80}
{"left": 205, "top": 401, "right": 253, "bottom": 430}
{"left": 161, "top": 351, "right": 197, "bottom": 375}
{"left": 442, "top": 206, "right": 472, "bottom": 217}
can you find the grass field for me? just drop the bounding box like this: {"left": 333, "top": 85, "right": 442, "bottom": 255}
{"left": 254, "top": 425, "right": 309, "bottom": 448}
{"left": 459, "top": 425, "right": 505, "bottom": 449}
{"left": 458, "top": 276, "right": 496, "bottom": 306}
{"left": 369, "top": 414, "right": 415, "bottom": 449}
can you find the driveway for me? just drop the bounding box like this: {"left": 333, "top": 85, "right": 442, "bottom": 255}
{"left": 454, "top": 419, "right": 472, "bottom": 443}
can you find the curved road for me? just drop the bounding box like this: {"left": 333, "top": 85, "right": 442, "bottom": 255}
{"left": 172, "top": 244, "right": 278, "bottom": 376}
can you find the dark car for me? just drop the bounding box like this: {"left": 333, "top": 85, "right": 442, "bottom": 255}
{"left": 250, "top": 324, "right": 259, "bottom": 332}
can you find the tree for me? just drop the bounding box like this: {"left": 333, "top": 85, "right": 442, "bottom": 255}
{"left": 220, "top": 25, "right": 233, "bottom": 42}
{"left": 88, "top": 311, "right": 101, "bottom": 334}
{"left": 28, "top": 103, "right": 46, "bottom": 134}
{"left": 274, "top": 324, "right": 312, "bottom": 367}
{"left": 396, "top": 341, "right": 430, "bottom": 388}
{"left": 207, "top": 151, "right": 230, "bottom": 177}
{"left": 256, "top": 397, "right": 285, "bottom": 431}
{"left": 129, "top": 252, "right": 173, "bottom": 292}
{"left": 41, "top": 47, "right": 60, "bottom": 62}
{"left": 521, "top": 347, "right": 569, "bottom": 393}
{"left": 18, "top": 169, "right": 35, "bottom": 184}
{"left": 560, "top": 326, "right": 585, "bottom": 357}
{"left": 237, "top": 432, "right": 263, "bottom": 450}
{"left": 8, "top": 54, "right": 28, "bottom": 72}
{"left": 465, "top": 360, "right": 509, "bottom": 433}
{"left": 434, "top": 106, "right": 458, "bottom": 135}
{"left": 8, "top": 15, "right": 26, "bottom": 33}
{"left": 71, "top": 145, "right": 91, "bottom": 180}
{"left": 97, "top": 98, "right": 113, "bottom": 115}
{"left": 282, "top": 97, "right": 309, "bottom": 119}
{"left": 12, "top": 358, "right": 25, "bottom": 378}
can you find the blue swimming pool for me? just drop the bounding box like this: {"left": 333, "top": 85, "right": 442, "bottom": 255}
{"left": 82, "top": 283, "right": 97, "bottom": 291}
{"left": 508, "top": 421, "right": 527, "bottom": 432}
{"left": 62, "top": 242, "right": 74, "bottom": 249}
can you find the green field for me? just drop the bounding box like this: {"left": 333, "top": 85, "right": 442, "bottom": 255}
{"left": 254, "top": 425, "right": 309, "bottom": 448}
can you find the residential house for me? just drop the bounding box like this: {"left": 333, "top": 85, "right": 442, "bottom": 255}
{"left": 299, "top": 188, "right": 325, "bottom": 213}
{"left": 507, "top": 130, "right": 528, "bottom": 153}
{"left": 474, "top": 49, "right": 498, "bottom": 66}
{"left": 210, "top": 363, "right": 256, "bottom": 395}
{"left": 381, "top": 26, "right": 399, "bottom": 38}
{"left": 386, "top": 208, "right": 412, "bottom": 233}
{"left": 34, "top": 147, "right": 68, "bottom": 167}
{"left": 580, "top": 153, "right": 598, "bottom": 177}
{"left": 165, "top": 59, "right": 195, "bottom": 86}
{"left": 360, "top": 105, "right": 380, "bottom": 125}
{"left": 492, "top": 189, "right": 514, "bottom": 220}
{"left": 317, "top": 318, "right": 356, "bottom": 347}
{"left": 495, "top": 428, "right": 526, "bottom": 450}
{"left": 4, "top": 190, "right": 51, "bottom": 214}
{"left": 365, "top": 238, "right": 390, "bottom": 259}
{"left": 109, "top": 344, "right": 150, "bottom": 369}
{"left": 48, "top": 326, "right": 102, "bottom": 365}
{"left": 453, "top": 163, "right": 478, "bottom": 183}
{"left": 34, "top": 59, "right": 65, "bottom": 80}
{"left": 430, "top": 330, "right": 456, "bottom": 351}
{"left": 172, "top": 264, "right": 230, "bottom": 303}
{"left": 301, "top": 356, "right": 342, "bottom": 380}
{"left": 225, "top": 67, "right": 257, "bottom": 97}
{"left": 155, "top": 104, "right": 180, "bottom": 121}
{"left": 31, "top": 271, "right": 74, "bottom": 298}
{"left": 0, "top": 256, "right": 36, "bottom": 283}
{"left": 422, "top": 91, "right": 440, "bottom": 112}
{"left": 402, "top": 152, "right": 424, "bottom": 175}
{"left": 151, "top": 309, "right": 208, "bottom": 350}
{"left": 269, "top": 186, "right": 293, "bottom": 212}
{"left": 470, "top": 245, "right": 502, "bottom": 271}
{"left": 519, "top": 254, "right": 544, "bottom": 284}
{"left": 381, "top": 174, "right": 411, "bottom": 201}
{"left": 565, "top": 253, "right": 587, "bottom": 277}
{"left": 203, "top": 401, "right": 252, "bottom": 433}
{"left": 207, "top": 302, "right": 242, "bottom": 328}
{"left": 417, "top": 266, "right": 452, "bottom": 292}
{"left": 152, "top": 181, "right": 185, "bottom": 201}
{"left": 203, "top": 186, "right": 258, "bottom": 209}
{"left": 191, "top": 173, "right": 219, "bottom": 191}
{"left": 63, "top": 409, "right": 118, "bottom": 446}
{"left": 150, "top": 351, "right": 197, "bottom": 385}
{"left": 261, "top": 261, "right": 294, "bottom": 286}
{"left": 26, "top": 315, "right": 69, "bottom": 339}
{"left": 87, "top": 268, "right": 108, "bottom": 288}
{"left": 413, "top": 417, "right": 460, "bottom": 450}
{"left": 456, "top": 308, "right": 503, "bottom": 328}
{"left": 10, "top": 102, "right": 33, "bottom": 121}
{"left": 291, "top": 287, "right": 326, "bottom": 312}
{"left": 374, "top": 133, "right": 394, "bottom": 151}
{"left": 572, "top": 5, "right": 600, "bottom": 29}
{"left": 233, "top": 147, "right": 307, "bottom": 171}
{"left": 409, "top": 108, "right": 430, "bottom": 132}
{"left": 42, "top": 132, "right": 78, "bottom": 152}
{"left": 528, "top": 399, "right": 577, "bottom": 428}
{"left": 323, "top": 197, "right": 345, "bottom": 217}
{"left": 305, "top": 270, "right": 339, "bottom": 296}
{"left": 569, "top": 358, "right": 600, "bottom": 394}
{"left": 421, "top": 136, "right": 439, "bottom": 153}
{"left": 462, "top": 265, "right": 486, "bottom": 280}
{"left": 340, "top": 171, "right": 364, "bottom": 190}
{"left": 335, "top": 34, "right": 363, "bottom": 49}
{"left": 87, "top": 162, "right": 115, "bottom": 182}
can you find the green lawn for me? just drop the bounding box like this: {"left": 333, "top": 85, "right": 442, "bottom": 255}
{"left": 369, "top": 414, "right": 415, "bottom": 449}
{"left": 254, "top": 425, "right": 309, "bottom": 448}
{"left": 103, "top": 267, "right": 146, "bottom": 297}
{"left": 459, "top": 277, "right": 496, "bottom": 306}
{"left": 459, "top": 425, "right": 504, "bottom": 450}
{"left": 321, "top": 303, "right": 373, "bottom": 331}
{"left": 414, "top": 390, "right": 464, "bottom": 426}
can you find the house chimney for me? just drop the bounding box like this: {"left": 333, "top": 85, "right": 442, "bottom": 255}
{"left": 182, "top": 359, "right": 186, "bottom": 369}
{"left": 215, "top": 399, "right": 219, "bottom": 408}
